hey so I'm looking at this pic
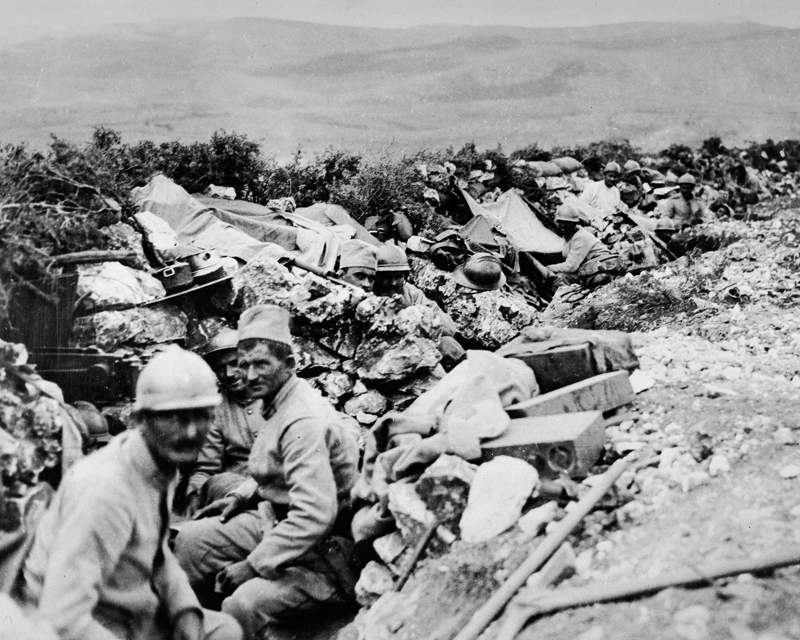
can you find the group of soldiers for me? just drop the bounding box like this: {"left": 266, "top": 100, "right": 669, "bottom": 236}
{"left": 529, "top": 160, "right": 715, "bottom": 292}
{"left": 3, "top": 159, "right": 734, "bottom": 640}
{"left": 9, "top": 239, "right": 487, "bottom": 640}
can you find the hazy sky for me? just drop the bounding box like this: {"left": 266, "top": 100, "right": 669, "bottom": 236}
{"left": 3, "top": 0, "right": 799, "bottom": 45}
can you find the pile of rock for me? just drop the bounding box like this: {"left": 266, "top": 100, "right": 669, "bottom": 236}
{"left": 0, "top": 338, "right": 78, "bottom": 529}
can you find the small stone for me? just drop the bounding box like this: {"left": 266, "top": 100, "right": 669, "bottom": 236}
{"left": 575, "top": 549, "right": 593, "bottom": 576}
{"left": 775, "top": 427, "right": 796, "bottom": 445}
{"left": 518, "top": 501, "right": 558, "bottom": 540}
{"left": 355, "top": 412, "right": 378, "bottom": 426}
{"left": 780, "top": 465, "right": 800, "bottom": 479}
{"left": 682, "top": 471, "right": 710, "bottom": 493}
{"left": 373, "top": 531, "right": 407, "bottom": 573}
{"left": 708, "top": 455, "right": 731, "bottom": 477}
{"left": 459, "top": 457, "right": 539, "bottom": 543}
{"left": 354, "top": 561, "right": 395, "bottom": 607}
{"left": 673, "top": 604, "right": 710, "bottom": 640}
{"left": 788, "top": 504, "right": 800, "bottom": 518}
{"left": 344, "top": 390, "right": 388, "bottom": 417}
{"left": 629, "top": 370, "right": 655, "bottom": 394}
{"left": 792, "top": 376, "right": 800, "bottom": 388}
{"left": 574, "top": 626, "right": 604, "bottom": 640}
{"left": 722, "top": 366, "right": 743, "bottom": 381}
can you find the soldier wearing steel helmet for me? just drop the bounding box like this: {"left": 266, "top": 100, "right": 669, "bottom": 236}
{"left": 655, "top": 173, "right": 708, "bottom": 229}
{"left": 183, "top": 329, "right": 271, "bottom": 516}
{"left": 541, "top": 203, "right": 621, "bottom": 288}
{"left": 375, "top": 243, "right": 458, "bottom": 336}
{"left": 20, "top": 345, "right": 243, "bottom": 640}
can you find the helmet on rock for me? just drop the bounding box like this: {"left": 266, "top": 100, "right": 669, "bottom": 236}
{"left": 453, "top": 253, "right": 506, "bottom": 292}
{"left": 134, "top": 345, "right": 221, "bottom": 412}
{"left": 377, "top": 244, "right": 411, "bottom": 272}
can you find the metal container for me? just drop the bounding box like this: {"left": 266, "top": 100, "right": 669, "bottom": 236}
{"left": 186, "top": 249, "right": 221, "bottom": 272}
{"left": 154, "top": 262, "right": 193, "bottom": 291}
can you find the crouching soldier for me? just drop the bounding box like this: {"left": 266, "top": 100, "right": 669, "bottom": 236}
{"left": 20, "top": 345, "right": 243, "bottom": 640}
{"left": 531, "top": 203, "right": 622, "bottom": 291}
{"left": 175, "top": 305, "right": 360, "bottom": 640}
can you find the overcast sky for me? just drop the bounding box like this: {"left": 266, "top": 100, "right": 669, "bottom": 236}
{"left": 3, "top": 0, "right": 800, "bottom": 45}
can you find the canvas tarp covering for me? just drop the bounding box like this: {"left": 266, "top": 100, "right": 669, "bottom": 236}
{"left": 132, "top": 176, "right": 339, "bottom": 269}
{"left": 293, "top": 203, "right": 381, "bottom": 247}
{"left": 458, "top": 188, "right": 565, "bottom": 255}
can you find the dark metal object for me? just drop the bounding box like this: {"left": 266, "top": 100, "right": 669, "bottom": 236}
{"left": 153, "top": 262, "right": 193, "bottom": 291}
{"left": 140, "top": 275, "right": 233, "bottom": 306}
{"left": 29, "top": 348, "right": 139, "bottom": 403}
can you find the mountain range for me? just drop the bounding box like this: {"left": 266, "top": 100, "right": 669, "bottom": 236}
{"left": 1, "top": 19, "right": 799, "bottom": 157}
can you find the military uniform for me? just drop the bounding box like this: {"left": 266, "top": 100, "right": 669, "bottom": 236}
{"left": 22, "top": 431, "right": 241, "bottom": 640}
{"left": 175, "top": 375, "right": 359, "bottom": 640}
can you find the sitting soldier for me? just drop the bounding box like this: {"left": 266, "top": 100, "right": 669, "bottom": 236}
{"left": 20, "top": 346, "right": 243, "bottom": 640}
{"left": 183, "top": 328, "right": 270, "bottom": 515}
{"left": 655, "top": 173, "right": 707, "bottom": 229}
{"left": 175, "top": 306, "right": 360, "bottom": 640}
{"left": 529, "top": 203, "right": 621, "bottom": 292}
{"left": 580, "top": 161, "right": 622, "bottom": 217}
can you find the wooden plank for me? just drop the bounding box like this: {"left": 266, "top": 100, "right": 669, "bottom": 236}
{"left": 509, "top": 344, "right": 596, "bottom": 393}
{"left": 506, "top": 370, "right": 634, "bottom": 419}
{"left": 481, "top": 411, "right": 605, "bottom": 477}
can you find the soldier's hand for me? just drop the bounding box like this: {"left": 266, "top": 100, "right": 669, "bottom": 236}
{"left": 193, "top": 495, "right": 243, "bottom": 522}
{"left": 215, "top": 561, "right": 258, "bottom": 595}
{"left": 172, "top": 609, "right": 203, "bottom": 640}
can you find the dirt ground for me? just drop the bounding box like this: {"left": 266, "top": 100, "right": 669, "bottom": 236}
{"left": 512, "top": 206, "right": 800, "bottom": 640}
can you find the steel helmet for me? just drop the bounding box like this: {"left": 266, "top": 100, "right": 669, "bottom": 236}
{"left": 453, "top": 253, "right": 506, "bottom": 291}
{"left": 678, "top": 173, "right": 697, "bottom": 185}
{"left": 604, "top": 162, "right": 622, "bottom": 175}
{"left": 133, "top": 344, "right": 222, "bottom": 412}
{"left": 554, "top": 203, "right": 581, "bottom": 223}
{"left": 377, "top": 243, "right": 411, "bottom": 272}
{"left": 623, "top": 160, "right": 641, "bottom": 174}
{"left": 204, "top": 328, "right": 239, "bottom": 358}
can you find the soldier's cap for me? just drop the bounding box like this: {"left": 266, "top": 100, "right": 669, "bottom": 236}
{"left": 604, "top": 162, "right": 622, "bottom": 175}
{"left": 678, "top": 174, "right": 697, "bottom": 186}
{"left": 340, "top": 240, "right": 378, "bottom": 271}
{"left": 238, "top": 305, "right": 293, "bottom": 346}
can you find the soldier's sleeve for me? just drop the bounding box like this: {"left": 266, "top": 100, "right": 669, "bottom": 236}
{"left": 246, "top": 418, "right": 338, "bottom": 576}
{"left": 186, "top": 418, "right": 225, "bottom": 498}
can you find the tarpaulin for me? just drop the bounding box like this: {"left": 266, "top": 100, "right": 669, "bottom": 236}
{"left": 294, "top": 203, "right": 381, "bottom": 246}
{"left": 133, "top": 176, "right": 339, "bottom": 269}
{"left": 459, "top": 188, "right": 565, "bottom": 254}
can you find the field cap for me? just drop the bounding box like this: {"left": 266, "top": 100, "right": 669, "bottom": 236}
{"left": 238, "top": 305, "right": 293, "bottom": 346}
{"left": 340, "top": 240, "right": 378, "bottom": 270}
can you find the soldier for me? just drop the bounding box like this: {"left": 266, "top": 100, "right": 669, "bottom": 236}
{"left": 335, "top": 239, "right": 379, "bottom": 291}
{"left": 175, "top": 305, "right": 360, "bottom": 640}
{"left": 655, "top": 173, "right": 707, "bottom": 228}
{"left": 184, "top": 329, "right": 270, "bottom": 514}
{"left": 20, "top": 345, "right": 242, "bottom": 640}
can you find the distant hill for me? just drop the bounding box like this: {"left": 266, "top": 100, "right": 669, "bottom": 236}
{"left": 1, "top": 19, "right": 799, "bottom": 157}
